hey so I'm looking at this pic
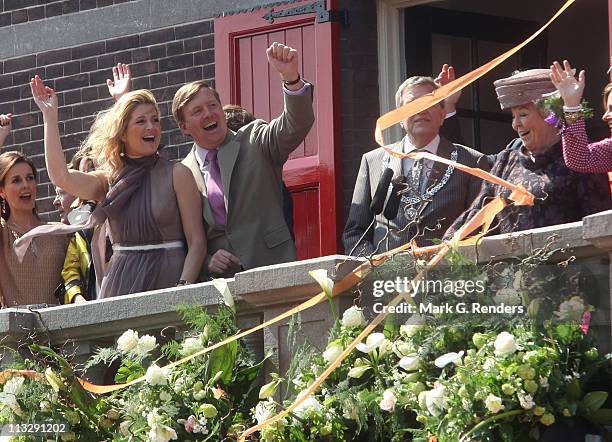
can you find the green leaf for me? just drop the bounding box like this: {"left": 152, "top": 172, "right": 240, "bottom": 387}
{"left": 566, "top": 378, "right": 581, "bottom": 401}
{"left": 114, "top": 359, "right": 144, "bottom": 384}
{"left": 587, "top": 408, "right": 612, "bottom": 425}
{"left": 209, "top": 340, "right": 238, "bottom": 385}
{"left": 234, "top": 352, "right": 271, "bottom": 385}
{"left": 581, "top": 391, "right": 608, "bottom": 412}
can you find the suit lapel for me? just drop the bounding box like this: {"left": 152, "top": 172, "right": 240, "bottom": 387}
{"left": 388, "top": 139, "right": 403, "bottom": 178}
{"left": 184, "top": 146, "right": 216, "bottom": 227}
{"left": 217, "top": 131, "right": 240, "bottom": 214}
{"left": 184, "top": 147, "right": 205, "bottom": 194}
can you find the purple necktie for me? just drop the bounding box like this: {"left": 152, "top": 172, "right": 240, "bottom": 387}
{"left": 205, "top": 149, "right": 226, "bottom": 226}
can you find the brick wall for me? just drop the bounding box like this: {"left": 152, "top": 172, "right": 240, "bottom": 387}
{"left": 0, "top": 0, "right": 137, "bottom": 27}
{"left": 0, "top": 19, "right": 214, "bottom": 219}
{"left": 338, "top": 0, "right": 380, "bottom": 218}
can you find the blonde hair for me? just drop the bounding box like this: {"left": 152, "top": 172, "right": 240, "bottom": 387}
{"left": 80, "top": 90, "right": 159, "bottom": 180}
{"left": 172, "top": 80, "right": 221, "bottom": 124}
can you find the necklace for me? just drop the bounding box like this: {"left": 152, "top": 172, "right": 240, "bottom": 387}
{"left": 401, "top": 149, "right": 458, "bottom": 220}
{"left": 5, "top": 220, "right": 39, "bottom": 257}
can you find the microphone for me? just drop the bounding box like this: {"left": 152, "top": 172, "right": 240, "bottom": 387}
{"left": 370, "top": 168, "right": 394, "bottom": 215}
{"left": 383, "top": 175, "right": 406, "bottom": 221}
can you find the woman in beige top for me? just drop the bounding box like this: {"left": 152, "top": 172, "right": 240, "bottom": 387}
{"left": 0, "top": 151, "right": 69, "bottom": 307}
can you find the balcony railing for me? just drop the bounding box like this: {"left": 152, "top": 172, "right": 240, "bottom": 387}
{"left": 1, "top": 210, "right": 611, "bottom": 382}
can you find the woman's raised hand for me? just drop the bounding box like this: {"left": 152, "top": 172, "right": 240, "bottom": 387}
{"left": 550, "top": 60, "right": 585, "bottom": 108}
{"left": 106, "top": 63, "right": 131, "bottom": 101}
{"left": 30, "top": 75, "right": 58, "bottom": 120}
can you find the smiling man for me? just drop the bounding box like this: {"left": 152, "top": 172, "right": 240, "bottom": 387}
{"left": 343, "top": 76, "right": 489, "bottom": 254}
{"left": 173, "top": 42, "right": 314, "bottom": 279}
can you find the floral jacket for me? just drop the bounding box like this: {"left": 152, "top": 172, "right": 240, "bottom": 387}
{"left": 446, "top": 139, "right": 612, "bottom": 237}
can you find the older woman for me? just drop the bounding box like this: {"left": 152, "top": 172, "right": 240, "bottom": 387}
{"left": 550, "top": 59, "right": 612, "bottom": 172}
{"left": 0, "top": 151, "right": 69, "bottom": 307}
{"left": 20, "top": 76, "right": 206, "bottom": 298}
{"left": 446, "top": 69, "right": 612, "bottom": 237}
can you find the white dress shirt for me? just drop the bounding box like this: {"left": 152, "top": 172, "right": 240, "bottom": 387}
{"left": 402, "top": 134, "right": 440, "bottom": 193}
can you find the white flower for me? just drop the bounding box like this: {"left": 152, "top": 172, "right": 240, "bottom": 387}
{"left": 293, "top": 394, "right": 322, "bottom": 418}
{"left": 347, "top": 366, "right": 371, "bottom": 378}
{"left": 539, "top": 376, "right": 550, "bottom": 389}
{"left": 119, "top": 420, "right": 132, "bottom": 436}
{"left": 493, "top": 288, "right": 522, "bottom": 306}
{"left": 484, "top": 394, "right": 504, "bottom": 414}
{"left": 379, "top": 390, "right": 397, "bottom": 412}
{"left": 3, "top": 376, "right": 25, "bottom": 396}
{"left": 40, "top": 400, "right": 52, "bottom": 413}
{"left": 494, "top": 332, "right": 517, "bottom": 357}
{"left": 159, "top": 391, "right": 172, "bottom": 402}
{"left": 518, "top": 393, "right": 535, "bottom": 410}
{"left": 145, "top": 364, "right": 169, "bottom": 386}
{"left": 356, "top": 333, "right": 386, "bottom": 354}
{"left": 555, "top": 296, "right": 585, "bottom": 321}
{"left": 148, "top": 425, "right": 178, "bottom": 442}
{"left": 323, "top": 344, "right": 343, "bottom": 364}
{"left": 434, "top": 351, "right": 464, "bottom": 368}
{"left": 342, "top": 306, "right": 366, "bottom": 329}
{"left": 483, "top": 358, "right": 496, "bottom": 370}
{"left": 392, "top": 340, "right": 412, "bottom": 357}
{"left": 117, "top": 329, "right": 139, "bottom": 353}
{"left": 0, "top": 392, "right": 24, "bottom": 416}
{"left": 425, "top": 382, "right": 447, "bottom": 417}
{"left": 135, "top": 335, "right": 157, "bottom": 356}
{"left": 180, "top": 336, "right": 204, "bottom": 357}
{"left": 399, "top": 354, "right": 421, "bottom": 371}
{"left": 254, "top": 399, "right": 276, "bottom": 424}
{"left": 400, "top": 315, "right": 426, "bottom": 337}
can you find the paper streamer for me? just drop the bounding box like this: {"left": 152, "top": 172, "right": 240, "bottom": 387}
{"left": 239, "top": 196, "right": 506, "bottom": 441}
{"left": 374, "top": 0, "right": 576, "bottom": 146}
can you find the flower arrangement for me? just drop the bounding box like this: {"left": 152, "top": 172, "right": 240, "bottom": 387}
{"left": 252, "top": 247, "right": 612, "bottom": 441}
{"left": 0, "top": 300, "right": 265, "bottom": 441}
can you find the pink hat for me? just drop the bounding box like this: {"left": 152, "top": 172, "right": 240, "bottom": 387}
{"left": 494, "top": 69, "right": 556, "bottom": 110}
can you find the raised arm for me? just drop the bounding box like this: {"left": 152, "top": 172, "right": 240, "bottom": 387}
{"left": 30, "top": 76, "right": 107, "bottom": 201}
{"left": 0, "top": 113, "right": 12, "bottom": 148}
{"left": 106, "top": 63, "right": 132, "bottom": 101}
{"left": 550, "top": 60, "right": 612, "bottom": 172}
{"left": 252, "top": 43, "right": 315, "bottom": 164}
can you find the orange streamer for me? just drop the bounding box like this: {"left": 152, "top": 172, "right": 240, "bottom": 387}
{"left": 239, "top": 197, "right": 506, "bottom": 441}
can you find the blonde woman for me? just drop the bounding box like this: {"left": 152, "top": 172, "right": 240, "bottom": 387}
{"left": 20, "top": 76, "right": 206, "bottom": 298}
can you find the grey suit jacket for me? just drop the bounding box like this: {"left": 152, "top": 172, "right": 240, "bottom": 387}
{"left": 342, "top": 136, "right": 489, "bottom": 254}
{"left": 182, "top": 86, "right": 315, "bottom": 280}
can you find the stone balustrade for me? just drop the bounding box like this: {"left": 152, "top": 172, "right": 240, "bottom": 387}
{"left": 1, "top": 210, "right": 611, "bottom": 383}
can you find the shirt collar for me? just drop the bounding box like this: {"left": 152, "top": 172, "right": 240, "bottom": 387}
{"left": 194, "top": 144, "right": 217, "bottom": 170}
{"left": 402, "top": 135, "right": 440, "bottom": 155}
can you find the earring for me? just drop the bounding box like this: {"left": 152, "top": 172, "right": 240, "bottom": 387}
{"left": 120, "top": 151, "right": 125, "bottom": 157}
{"left": 1, "top": 198, "right": 5, "bottom": 216}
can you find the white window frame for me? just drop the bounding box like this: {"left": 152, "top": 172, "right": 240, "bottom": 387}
{"left": 376, "top": 0, "right": 441, "bottom": 143}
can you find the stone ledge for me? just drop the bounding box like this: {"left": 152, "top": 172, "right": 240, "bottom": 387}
{"left": 236, "top": 255, "right": 364, "bottom": 307}
{"left": 583, "top": 209, "right": 612, "bottom": 250}
{"left": 465, "top": 221, "right": 597, "bottom": 263}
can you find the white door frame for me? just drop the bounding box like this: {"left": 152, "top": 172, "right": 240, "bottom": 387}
{"left": 376, "top": 0, "right": 441, "bottom": 143}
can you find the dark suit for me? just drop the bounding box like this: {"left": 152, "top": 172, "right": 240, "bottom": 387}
{"left": 343, "top": 136, "right": 489, "bottom": 253}
{"left": 182, "top": 86, "right": 315, "bottom": 279}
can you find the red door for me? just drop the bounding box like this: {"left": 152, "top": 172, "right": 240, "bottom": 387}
{"left": 214, "top": 0, "right": 342, "bottom": 260}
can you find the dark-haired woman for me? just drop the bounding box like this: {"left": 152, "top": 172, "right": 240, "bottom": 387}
{"left": 0, "top": 151, "right": 68, "bottom": 307}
